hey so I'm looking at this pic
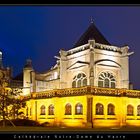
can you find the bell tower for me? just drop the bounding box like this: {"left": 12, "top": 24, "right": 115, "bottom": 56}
{"left": 23, "top": 59, "right": 33, "bottom": 96}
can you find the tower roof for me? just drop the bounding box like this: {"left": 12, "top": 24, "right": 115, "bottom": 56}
{"left": 24, "top": 59, "right": 33, "bottom": 69}
{"left": 74, "top": 22, "right": 111, "bottom": 47}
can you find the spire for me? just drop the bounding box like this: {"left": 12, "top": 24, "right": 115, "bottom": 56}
{"left": 90, "top": 17, "right": 94, "bottom": 24}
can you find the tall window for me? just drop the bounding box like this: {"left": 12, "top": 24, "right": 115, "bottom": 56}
{"left": 127, "top": 105, "right": 134, "bottom": 116}
{"left": 40, "top": 105, "right": 46, "bottom": 115}
{"left": 72, "top": 73, "right": 87, "bottom": 88}
{"left": 65, "top": 103, "right": 72, "bottom": 115}
{"left": 137, "top": 105, "right": 140, "bottom": 116}
{"left": 108, "top": 104, "right": 115, "bottom": 115}
{"left": 104, "top": 78, "right": 109, "bottom": 88}
{"left": 98, "top": 72, "right": 116, "bottom": 88}
{"left": 48, "top": 104, "right": 54, "bottom": 115}
{"left": 75, "top": 103, "right": 83, "bottom": 115}
{"left": 96, "top": 103, "right": 104, "bottom": 115}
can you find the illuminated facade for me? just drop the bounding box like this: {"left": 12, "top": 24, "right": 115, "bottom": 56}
{"left": 22, "top": 22, "right": 140, "bottom": 128}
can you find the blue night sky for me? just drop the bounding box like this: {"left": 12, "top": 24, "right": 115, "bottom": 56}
{"left": 0, "top": 6, "right": 140, "bottom": 89}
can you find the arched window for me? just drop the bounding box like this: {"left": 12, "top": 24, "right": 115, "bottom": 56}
{"left": 48, "top": 104, "right": 54, "bottom": 115}
{"left": 96, "top": 103, "right": 104, "bottom": 115}
{"left": 137, "top": 105, "right": 140, "bottom": 116}
{"left": 98, "top": 72, "right": 116, "bottom": 88}
{"left": 108, "top": 104, "right": 115, "bottom": 115}
{"left": 72, "top": 81, "right": 76, "bottom": 88}
{"left": 65, "top": 103, "right": 72, "bottom": 115}
{"left": 75, "top": 103, "right": 83, "bottom": 115}
{"left": 127, "top": 105, "right": 134, "bottom": 116}
{"left": 40, "top": 105, "right": 46, "bottom": 115}
{"left": 77, "top": 80, "right": 81, "bottom": 87}
{"left": 72, "top": 73, "right": 87, "bottom": 88}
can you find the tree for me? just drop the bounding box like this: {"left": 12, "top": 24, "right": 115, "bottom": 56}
{"left": 0, "top": 76, "right": 26, "bottom": 127}
{"left": 9, "top": 95, "right": 26, "bottom": 119}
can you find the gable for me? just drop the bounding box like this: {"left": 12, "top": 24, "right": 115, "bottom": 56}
{"left": 67, "top": 61, "right": 89, "bottom": 70}
{"left": 95, "top": 59, "right": 121, "bottom": 68}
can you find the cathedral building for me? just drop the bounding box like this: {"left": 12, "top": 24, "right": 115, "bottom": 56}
{"left": 0, "top": 51, "right": 12, "bottom": 88}
{"left": 22, "top": 21, "right": 140, "bottom": 128}
{"left": 0, "top": 50, "right": 22, "bottom": 90}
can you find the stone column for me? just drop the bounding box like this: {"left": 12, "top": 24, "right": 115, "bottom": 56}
{"left": 89, "top": 40, "right": 95, "bottom": 86}
{"left": 31, "top": 71, "right": 36, "bottom": 92}
{"left": 119, "top": 97, "right": 126, "bottom": 127}
{"left": 35, "top": 101, "right": 37, "bottom": 121}
{"left": 120, "top": 46, "right": 134, "bottom": 89}
{"left": 54, "top": 96, "right": 62, "bottom": 127}
{"left": 86, "top": 96, "right": 93, "bottom": 128}
{"left": 59, "top": 49, "right": 67, "bottom": 89}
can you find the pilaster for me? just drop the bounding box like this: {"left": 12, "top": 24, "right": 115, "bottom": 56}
{"left": 59, "top": 49, "right": 67, "bottom": 89}
{"left": 89, "top": 39, "right": 95, "bottom": 86}
{"left": 54, "top": 97, "right": 62, "bottom": 126}
{"left": 86, "top": 95, "right": 93, "bottom": 128}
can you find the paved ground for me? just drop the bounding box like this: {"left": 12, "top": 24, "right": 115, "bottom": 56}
{"left": 0, "top": 126, "right": 140, "bottom": 132}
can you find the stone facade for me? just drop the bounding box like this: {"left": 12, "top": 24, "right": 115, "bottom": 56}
{"left": 23, "top": 29, "right": 133, "bottom": 96}
{"left": 25, "top": 87, "right": 140, "bottom": 128}
{"left": 22, "top": 22, "right": 140, "bottom": 128}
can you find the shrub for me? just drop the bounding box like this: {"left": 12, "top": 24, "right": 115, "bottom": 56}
{"left": 40, "top": 122, "right": 50, "bottom": 127}
{"left": 0, "top": 119, "right": 41, "bottom": 126}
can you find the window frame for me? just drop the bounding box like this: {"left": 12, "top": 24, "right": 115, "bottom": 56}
{"left": 98, "top": 72, "right": 116, "bottom": 88}
{"left": 65, "top": 103, "right": 72, "bottom": 115}
{"left": 40, "top": 105, "right": 46, "bottom": 115}
{"left": 137, "top": 105, "right": 140, "bottom": 116}
{"left": 72, "top": 73, "right": 87, "bottom": 88}
{"left": 127, "top": 105, "right": 134, "bottom": 116}
{"left": 96, "top": 103, "right": 104, "bottom": 115}
{"left": 75, "top": 103, "right": 83, "bottom": 115}
{"left": 48, "top": 104, "right": 54, "bottom": 115}
{"left": 107, "top": 103, "right": 115, "bottom": 115}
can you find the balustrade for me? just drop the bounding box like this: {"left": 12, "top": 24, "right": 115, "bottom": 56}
{"left": 23, "top": 86, "right": 140, "bottom": 99}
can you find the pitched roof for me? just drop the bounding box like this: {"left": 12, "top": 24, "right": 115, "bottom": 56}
{"left": 74, "top": 22, "right": 111, "bottom": 47}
